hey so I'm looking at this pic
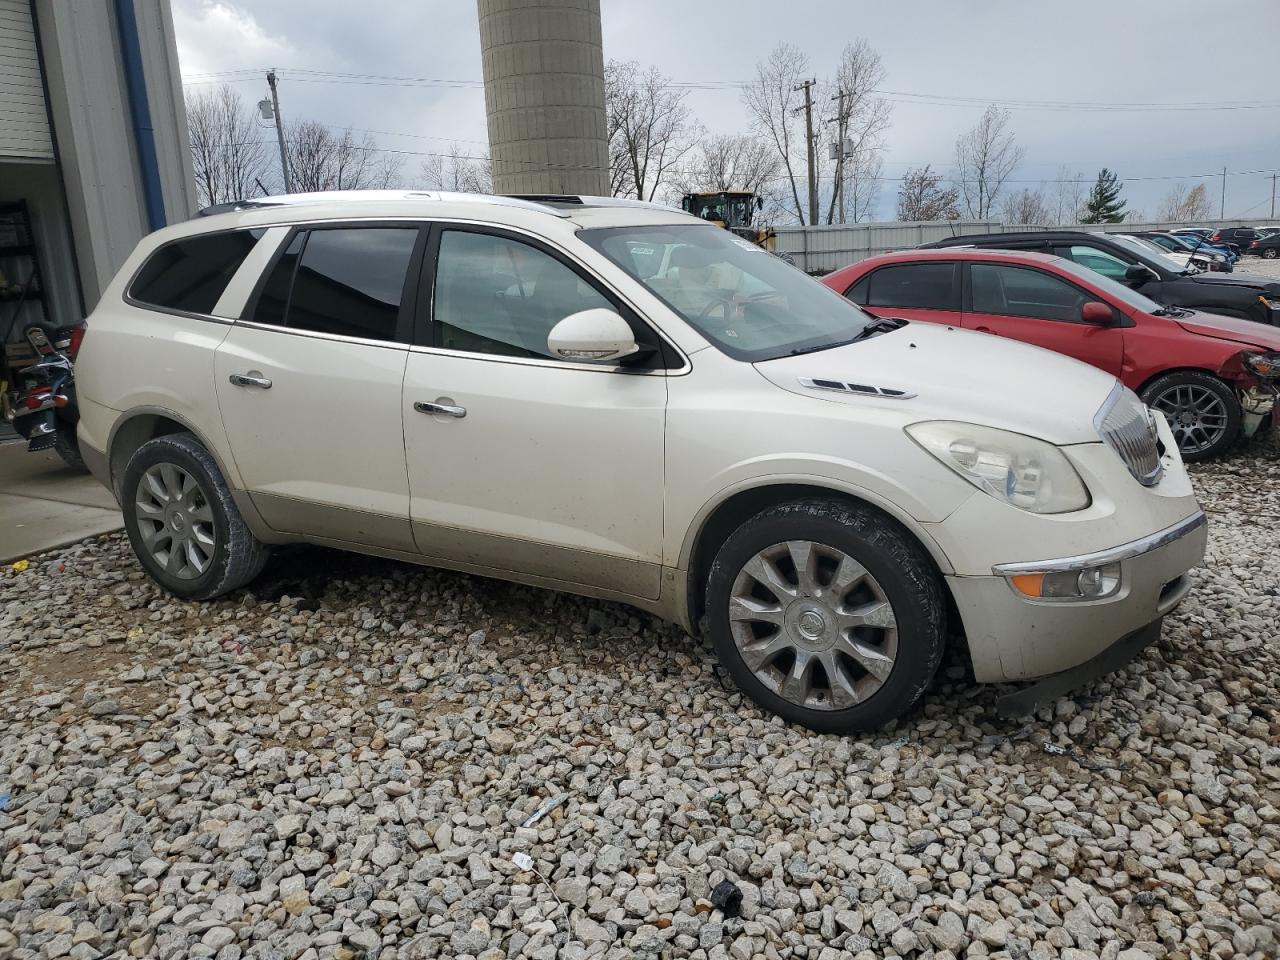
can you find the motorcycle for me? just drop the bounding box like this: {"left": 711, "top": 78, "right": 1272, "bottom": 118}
{"left": 2, "top": 321, "right": 86, "bottom": 470}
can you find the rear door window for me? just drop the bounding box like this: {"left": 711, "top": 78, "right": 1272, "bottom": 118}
{"left": 250, "top": 226, "right": 421, "bottom": 342}
{"left": 865, "top": 263, "right": 958, "bottom": 311}
{"left": 130, "top": 230, "right": 263, "bottom": 315}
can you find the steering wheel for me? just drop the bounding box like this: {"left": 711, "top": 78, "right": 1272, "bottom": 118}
{"left": 696, "top": 295, "right": 737, "bottom": 322}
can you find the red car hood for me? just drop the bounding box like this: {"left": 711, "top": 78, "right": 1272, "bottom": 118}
{"left": 1173, "top": 310, "right": 1280, "bottom": 350}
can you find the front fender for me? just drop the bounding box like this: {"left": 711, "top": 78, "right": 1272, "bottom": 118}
{"left": 673, "top": 465, "right": 967, "bottom": 577}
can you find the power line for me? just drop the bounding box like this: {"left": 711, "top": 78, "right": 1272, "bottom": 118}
{"left": 180, "top": 67, "right": 1280, "bottom": 112}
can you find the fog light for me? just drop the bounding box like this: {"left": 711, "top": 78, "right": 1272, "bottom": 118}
{"left": 1009, "top": 562, "right": 1121, "bottom": 601}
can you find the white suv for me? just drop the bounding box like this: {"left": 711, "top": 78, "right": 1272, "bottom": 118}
{"left": 75, "top": 191, "right": 1207, "bottom": 732}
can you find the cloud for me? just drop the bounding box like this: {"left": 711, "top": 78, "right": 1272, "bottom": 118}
{"left": 172, "top": 1, "right": 296, "bottom": 77}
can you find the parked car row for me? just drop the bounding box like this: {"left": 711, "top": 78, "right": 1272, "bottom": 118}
{"left": 74, "top": 191, "right": 1216, "bottom": 733}
{"left": 1172, "top": 225, "right": 1280, "bottom": 258}
{"left": 1134, "top": 231, "right": 1237, "bottom": 272}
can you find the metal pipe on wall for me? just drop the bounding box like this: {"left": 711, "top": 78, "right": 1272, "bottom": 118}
{"left": 112, "top": 0, "right": 166, "bottom": 232}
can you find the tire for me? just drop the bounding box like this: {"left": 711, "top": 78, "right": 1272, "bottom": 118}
{"left": 121, "top": 433, "right": 270, "bottom": 600}
{"left": 1140, "top": 371, "right": 1241, "bottom": 463}
{"left": 706, "top": 498, "right": 946, "bottom": 734}
{"left": 53, "top": 426, "right": 86, "bottom": 471}
{"left": 1263, "top": 248, "right": 1278, "bottom": 259}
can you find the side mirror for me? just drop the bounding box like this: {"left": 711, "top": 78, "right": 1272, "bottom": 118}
{"left": 547, "top": 309, "right": 638, "bottom": 362}
{"left": 1124, "top": 263, "right": 1158, "bottom": 284}
{"left": 1081, "top": 301, "right": 1113, "bottom": 325}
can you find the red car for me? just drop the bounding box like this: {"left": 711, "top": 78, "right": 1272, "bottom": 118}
{"left": 823, "top": 248, "right": 1280, "bottom": 461}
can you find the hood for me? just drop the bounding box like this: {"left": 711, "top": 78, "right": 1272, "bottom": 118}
{"left": 754, "top": 322, "right": 1117, "bottom": 445}
{"left": 1174, "top": 309, "right": 1280, "bottom": 350}
{"left": 1186, "top": 269, "right": 1280, "bottom": 293}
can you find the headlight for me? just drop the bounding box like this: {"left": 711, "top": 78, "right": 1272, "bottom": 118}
{"left": 1242, "top": 351, "right": 1280, "bottom": 379}
{"left": 906, "top": 421, "right": 1091, "bottom": 514}
{"left": 1008, "top": 563, "right": 1122, "bottom": 601}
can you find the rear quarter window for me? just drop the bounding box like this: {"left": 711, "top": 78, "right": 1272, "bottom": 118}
{"left": 129, "top": 230, "right": 263, "bottom": 315}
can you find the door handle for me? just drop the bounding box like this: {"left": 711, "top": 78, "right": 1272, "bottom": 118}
{"left": 974, "top": 326, "right": 992, "bottom": 333}
{"left": 414, "top": 400, "right": 466, "bottom": 419}
{"left": 229, "top": 373, "right": 272, "bottom": 389}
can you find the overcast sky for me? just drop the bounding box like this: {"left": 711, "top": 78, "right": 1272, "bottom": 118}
{"left": 173, "top": 0, "right": 1280, "bottom": 222}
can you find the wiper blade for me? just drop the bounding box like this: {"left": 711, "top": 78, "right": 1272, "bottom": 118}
{"left": 787, "top": 338, "right": 857, "bottom": 357}
{"left": 784, "top": 317, "right": 908, "bottom": 356}
{"left": 1151, "top": 306, "right": 1192, "bottom": 317}
{"left": 848, "top": 316, "right": 909, "bottom": 343}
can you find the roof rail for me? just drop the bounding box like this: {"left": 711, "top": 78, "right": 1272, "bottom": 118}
{"left": 197, "top": 199, "right": 282, "bottom": 217}
{"left": 505, "top": 194, "right": 678, "bottom": 212}
{"left": 199, "top": 190, "right": 571, "bottom": 219}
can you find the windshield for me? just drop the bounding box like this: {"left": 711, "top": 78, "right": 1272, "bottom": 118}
{"left": 1052, "top": 256, "right": 1167, "bottom": 314}
{"left": 579, "top": 223, "right": 875, "bottom": 361}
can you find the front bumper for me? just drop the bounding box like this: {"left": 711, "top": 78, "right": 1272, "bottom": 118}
{"left": 949, "top": 511, "right": 1207, "bottom": 683}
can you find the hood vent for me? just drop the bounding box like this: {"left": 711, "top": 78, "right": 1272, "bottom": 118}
{"left": 798, "top": 377, "right": 917, "bottom": 400}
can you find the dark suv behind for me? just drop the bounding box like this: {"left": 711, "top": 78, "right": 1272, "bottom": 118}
{"left": 1212, "top": 227, "right": 1259, "bottom": 255}
{"left": 920, "top": 230, "right": 1280, "bottom": 326}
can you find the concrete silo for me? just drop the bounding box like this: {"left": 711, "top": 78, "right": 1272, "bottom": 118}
{"left": 477, "top": 0, "right": 609, "bottom": 196}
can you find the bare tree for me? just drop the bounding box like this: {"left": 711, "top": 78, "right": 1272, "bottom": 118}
{"left": 284, "top": 120, "right": 402, "bottom": 193}
{"left": 742, "top": 43, "right": 811, "bottom": 223}
{"left": 823, "top": 40, "right": 891, "bottom": 224}
{"left": 1049, "top": 166, "right": 1086, "bottom": 225}
{"left": 185, "top": 84, "right": 269, "bottom": 207}
{"left": 953, "top": 105, "right": 1024, "bottom": 219}
{"left": 605, "top": 60, "right": 696, "bottom": 201}
{"left": 419, "top": 145, "right": 493, "bottom": 194}
{"left": 1158, "top": 182, "right": 1213, "bottom": 222}
{"left": 896, "top": 165, "right": 959, "bottom": 221}
{"left": 1000, "top": 187, "right": 1052, "bottom": 226}
{"left": 671, "top": 133, "right": 780, "bottom": 196}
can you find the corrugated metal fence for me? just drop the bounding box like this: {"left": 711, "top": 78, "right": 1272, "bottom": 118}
{"left": 774, "top": 218, "right": 1280, "bottom": 274}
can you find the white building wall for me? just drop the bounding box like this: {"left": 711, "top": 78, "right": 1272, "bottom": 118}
{"left": 32, "top": 0, "right": 195, "bottom": 308}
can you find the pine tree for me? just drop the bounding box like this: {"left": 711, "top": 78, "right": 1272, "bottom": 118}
{"left": 1079, "top": 168, "right": 1127, "bottom": 223}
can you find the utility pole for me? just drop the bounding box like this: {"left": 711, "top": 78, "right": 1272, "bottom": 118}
{"left": 1220, "top": 166, "right": 1226, "bottom": 219}
{"left": 794, "top": 79, "right": 818, "bottom": 225}
{"left": 1271, "top": 173, "right": 1276, "bottom": 219}
{"left": 266, "top": 70, "right": 292, "bottom": 194}
{"left": 828, "top": 88, "right": 847, "bottom": 224}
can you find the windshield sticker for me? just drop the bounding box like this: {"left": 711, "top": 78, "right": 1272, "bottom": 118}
{"left": 728, "top": 236, "right": 765, "bottom": 253}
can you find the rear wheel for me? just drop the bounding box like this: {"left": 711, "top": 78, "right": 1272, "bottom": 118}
{"left": 1141, "top": 371, "right": 1240, "bottom": 462}
{"left": 122, "top": 433, "right": 269, "bottom": 599}
{"left": 706, "top": 498, "right": 946, "bottom": 733}
{"left": 53, "top": 426, "right": 85, "bottom": 471}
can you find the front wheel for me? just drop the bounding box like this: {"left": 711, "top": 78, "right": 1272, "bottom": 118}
{"left": 706, "top": 499, "right": 946, "bottom": 733}
{"left": 122, "top": 433, "right": 270, "bottom": 599}
{"left": 1141, "top": 371, "right": 1241, "bottom": 462}
{"left": 1262, "top": 248, "right": 1278, "bottom": 259}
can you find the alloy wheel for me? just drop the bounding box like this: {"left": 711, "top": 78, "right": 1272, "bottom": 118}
{"left": 728, "top": 540, "right": 898, "bottom": 711}
{"left": 1149, "top": 384, "right": 1229, "bottom": 456}
{"left": 134, "top": 462, "right": 217, "bottom": 580}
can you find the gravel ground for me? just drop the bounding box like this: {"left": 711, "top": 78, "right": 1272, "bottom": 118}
{"left": 1234, "top": 257, "right": 1280, "bottom": 281}
{"left": 2, "top": 435, "right": 1278, "bottom": 960}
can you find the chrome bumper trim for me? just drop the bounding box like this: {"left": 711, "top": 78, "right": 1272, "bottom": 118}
{"left": 992, "top": 511, "right": 1207, "bottom": 577}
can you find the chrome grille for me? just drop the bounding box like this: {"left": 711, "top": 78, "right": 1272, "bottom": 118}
{"left": 1095, "top": 383, "right": 1164, "bottom": 486}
